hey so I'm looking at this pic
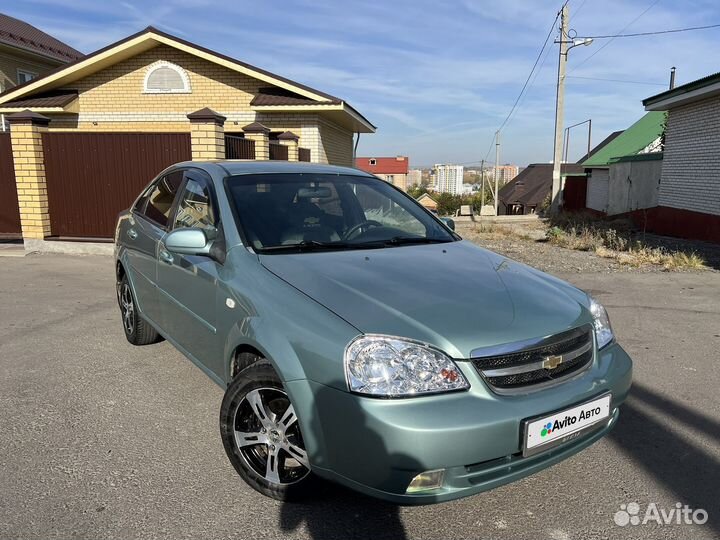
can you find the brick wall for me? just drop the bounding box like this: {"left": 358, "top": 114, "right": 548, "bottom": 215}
{"left": 40, "top": 44, "right": 351, "bottom": 165}
{"left": 659, "top": 97, "right": 720, "bottom": 216}
{"left": 318, "top": 118, "right": 353, "bottom": 166}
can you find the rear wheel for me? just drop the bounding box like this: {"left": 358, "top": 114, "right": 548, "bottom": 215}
{"left": 220, "top": 359, "right": 313, "bottom": 500}
{"left": 117, "top": 275, "right": 160, "bottom": 345}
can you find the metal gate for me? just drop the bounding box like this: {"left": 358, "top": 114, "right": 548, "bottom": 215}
{"left": 42, "top": 132, "right": 191, "bottom": 239}
{"left": 269, "top": 142, "right": 288, "bottom": 161}
{"left": 0, "top": 133, "right": 22, "bottom": 236}
{"left": 225, "top": 135, "right": 255, "bottom": 159}
{"left": 563, "top": 176, "right": 588, "bottom": 211}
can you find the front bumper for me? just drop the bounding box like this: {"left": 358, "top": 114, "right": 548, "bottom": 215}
{"left": 286, "top": 341, "right": 632, "bottom": 505}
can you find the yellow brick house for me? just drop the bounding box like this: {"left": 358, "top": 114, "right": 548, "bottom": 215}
{"left": 0, "top": 26, "right": 374, "bottom": 245}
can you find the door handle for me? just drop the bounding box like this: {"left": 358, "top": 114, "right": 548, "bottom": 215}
{"left": 159, "top": 249, "right": 174, "bottom": 265}
{"left": 127, "top": 228, "right": 138, "bottom": 240}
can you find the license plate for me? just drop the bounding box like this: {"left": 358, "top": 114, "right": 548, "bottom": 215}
{"left": 522, "top": 393, "right": 612, "bottom": 457}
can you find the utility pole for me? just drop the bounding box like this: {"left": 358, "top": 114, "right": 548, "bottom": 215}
{"left": 550, "top": 3, "right": 569, "bottom": 214}
{"left": 480, "top": 159, "right": 485, "bottom": 207}
{"left": 494, "top": 130, "right": 500, "bottom": 216}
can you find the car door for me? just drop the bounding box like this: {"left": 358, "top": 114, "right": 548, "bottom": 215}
{"left": 156, "top": 169, "right": 224, "bottom": 378}
{"left": 125, "top": 170, "right": 184, "bottom": 327}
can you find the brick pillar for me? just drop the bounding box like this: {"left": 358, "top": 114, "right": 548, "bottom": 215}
{"left": 277, "top": 131, "right": 299, "bottom": 161}
{"left": 187, "top": 107, "right": 226, "bottom": 160}
{"left": 8, "top": 110, "right": 51, "bottom": 240}
{"left": 242, "top": 122, "right": 270, "bottom": 160}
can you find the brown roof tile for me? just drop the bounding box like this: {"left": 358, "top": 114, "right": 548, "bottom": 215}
{"left": 499, "top": 163, "right": 585, "bottom": 207}
{"left": 0, "top": 13, "right": 82, "bottom": 62}
{"left": 250, "top": 87, "right": 339, "bottom": 106}
{"left": 2, "top": 90, "right": 77, "bottom": 108}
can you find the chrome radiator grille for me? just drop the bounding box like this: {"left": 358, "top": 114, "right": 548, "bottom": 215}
{"left": 471, "top": 325, "right": 594, "bottom": 393}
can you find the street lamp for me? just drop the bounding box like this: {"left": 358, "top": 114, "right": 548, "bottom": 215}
{"left": 569, "top": 37, "right": 594, "bottom": 51}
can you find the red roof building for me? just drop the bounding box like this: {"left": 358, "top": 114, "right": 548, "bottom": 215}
{"left": 355, "top": 156, "right": 410, "bottom": 190}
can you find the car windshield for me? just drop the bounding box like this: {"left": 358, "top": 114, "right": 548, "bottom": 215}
{"left": 226, "top": 173, "right": 456, "bottom": 253}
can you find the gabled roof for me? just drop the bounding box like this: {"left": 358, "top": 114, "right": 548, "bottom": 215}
{"left": 576, "top": 130, "right": 623, "bottom": 164}
{"left": 0, "top": 13, "right": 82, "bottom": 63}
{"left": 581, "top": 112, "right": 664, "bottom": 167}
{"left": 355, "top": 156, "right": 409, "bottom": 174}
{"left": 0, "top": 26, "right": 374, "bottom": 132}
{"left": 499, "top": 163, "right": 584, "bottom": 207}
{"left": 416, "top": 193, "right": 438, "bottom": 206}
{"left": 644, "top": 71, "right": 720, "bottom": 110}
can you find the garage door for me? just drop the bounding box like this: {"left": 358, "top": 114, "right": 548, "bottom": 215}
{"left": 42, "top": 132, "right": 191, "bottom": 238}
{"left": 0, "top": 133, "right": 22, "bottom": 236}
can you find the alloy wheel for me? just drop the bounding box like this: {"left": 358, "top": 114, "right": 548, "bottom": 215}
{"left": 233, "top": 388, "right": 310, "bottom": 485}
{"left": 120, "top": 283, "right": 135, "bottom": 335}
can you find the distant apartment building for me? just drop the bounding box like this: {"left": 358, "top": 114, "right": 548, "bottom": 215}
{"left": 355, "top": 156, "right": 410, "bottom": 190}
{"left": 433, "top": 164, "right": 464, "bottom": 194}
{"left": 492, "top": 164, "right": 519, "bottom": 184}
{"left": 406, "top": 169, "right": 422, "bottom": 188}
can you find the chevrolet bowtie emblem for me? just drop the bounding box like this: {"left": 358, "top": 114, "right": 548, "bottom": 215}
{"left": 543, "top": 354, "right": 563, "bottom": 370}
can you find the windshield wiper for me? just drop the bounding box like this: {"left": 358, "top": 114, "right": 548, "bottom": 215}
{"left": 258, "top": 240, "right": 351, "bottom": 253}
{"left": 382, "top": 236, "right": 454, "bottom": 246}
{"left": 259, "top": 237, "right": 453, "bottom": 253}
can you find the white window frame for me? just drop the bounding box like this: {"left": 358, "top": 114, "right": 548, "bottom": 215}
{"left": 17, "top": 69, "right": 38, "bottom": 85}
{"left": 142, "top": 61, "right": 191, "bottom": 94}
{"left": 369, "top": 158, "right": 376, "bottom": 166}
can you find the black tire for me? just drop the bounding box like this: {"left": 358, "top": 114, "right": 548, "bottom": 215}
{"left": 220, "top": 359, "right": 314, "bottom": 501}
{"left": 117, "top": 274, "right": 160, "bottom": 346}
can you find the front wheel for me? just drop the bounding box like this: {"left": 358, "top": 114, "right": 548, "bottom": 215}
{"left": 220, "top": 359, "right": 314, "bottom": 501}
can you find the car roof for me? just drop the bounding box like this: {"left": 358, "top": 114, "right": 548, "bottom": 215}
{"left": 172, "top": 160, "right": 374, "bottom": 178}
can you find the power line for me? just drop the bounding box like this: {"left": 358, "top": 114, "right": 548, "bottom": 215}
{"left": 570, "top": 0, "right": 661, "bottom": 72}
{"left": 506, "top": 31, "right": 556, "bottom": 126}
{"left": 566, "top": 75, "right": 667, "bottom": 86}
{"left": 573, "top": 0, "right": 589, "bottom": 18}
{"left": 495, "top": 10, "right": 560, "bottom": 135}
{"left": 481, "top": 4, "right": 564, "bottom": 162}
{"left": 584, "top": 22, "right": 720, "bottom": 39}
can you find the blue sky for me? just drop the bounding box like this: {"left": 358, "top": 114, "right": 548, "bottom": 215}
{"left": 6, "top": 0, "right": 720, "bottom": 167}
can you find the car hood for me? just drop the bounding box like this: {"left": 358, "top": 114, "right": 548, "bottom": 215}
{"left": 259, "top": 240, "right": 592, "bottom": 359}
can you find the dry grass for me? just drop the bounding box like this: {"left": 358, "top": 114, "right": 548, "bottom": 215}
{"left": 548, "top": 222, "right": 707, "bottom": 271}
{"left": 465, "top": 223, "right": 520, "bottom": 239}
{"left": 459, "top": 214, "right": 709, "bottom": 272}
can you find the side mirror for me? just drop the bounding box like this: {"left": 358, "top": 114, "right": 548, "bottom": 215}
{"left": 165, "top": 228, "right": 211, "bottom": 256}
{"left": 440, "top": 217, "right": 455, "bottom": 231}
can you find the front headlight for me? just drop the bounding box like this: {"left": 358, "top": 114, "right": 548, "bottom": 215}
{"left": 589, "top": 296, "right": 614, "bottom": 349}
{"left": 344, "top": 335, "right": 469, "bottom": 397}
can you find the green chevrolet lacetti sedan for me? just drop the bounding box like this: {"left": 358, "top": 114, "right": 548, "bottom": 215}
{"left": 114, "top": 161, "right": 632, "bottom": 504}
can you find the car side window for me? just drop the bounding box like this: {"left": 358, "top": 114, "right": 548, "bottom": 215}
{"left": 141, "top": 171, "right": 184, "bottom": 228}
{"left": 133, "top": 185, "right": 154, "bottom": 214}
{"left": 172, "top": 175, "right": 216, "bottom": 231}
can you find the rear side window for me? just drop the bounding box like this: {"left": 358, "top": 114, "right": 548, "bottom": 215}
{"left": 140, "top": 171, "right": 184, "bottom": 228}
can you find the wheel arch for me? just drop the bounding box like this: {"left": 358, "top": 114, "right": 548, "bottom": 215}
{"left": 116, "top": 259, "right": 126, "bottom": 282}
{"left": 229, "top": 343, "right": 266, "bottom": 380}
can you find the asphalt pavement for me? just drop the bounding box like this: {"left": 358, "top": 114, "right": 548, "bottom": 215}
{"left": 0, "top": 253, "right": 718, "bottom": 539}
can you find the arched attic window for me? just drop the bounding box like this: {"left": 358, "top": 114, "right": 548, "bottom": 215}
{"left": 143, "top": 61, "right": 191, "bottom": 93}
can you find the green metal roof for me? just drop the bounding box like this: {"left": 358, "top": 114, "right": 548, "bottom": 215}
{"left": 613, "top": 152, "right": 663, "bottom": 163}
{"left": 581, "top": 112, "right": 665, "bottom": 167}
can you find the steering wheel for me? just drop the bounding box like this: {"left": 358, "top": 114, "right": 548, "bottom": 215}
{"left": 342, "top": 220, "right": 383, "bottom": 240}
